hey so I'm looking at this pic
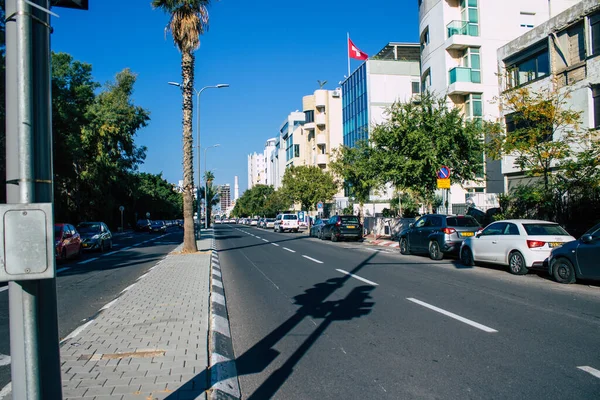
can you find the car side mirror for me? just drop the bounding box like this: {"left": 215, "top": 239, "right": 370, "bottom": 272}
{"left": 581, "top": 234, "right": 593, "bottom": 244}
{"left": 475, "top": 229, "right": 483, "bottom": 238}
{"left": 409, "top": 223, "right": 414, "bottom": 228}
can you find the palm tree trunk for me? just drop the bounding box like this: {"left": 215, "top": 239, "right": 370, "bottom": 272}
{"left": 181, "top": 50, "right": 198, "bottom": 252}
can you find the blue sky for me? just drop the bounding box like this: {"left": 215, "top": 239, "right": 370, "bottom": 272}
{"left": 51, "top": 0, "right": 420, "bottom": 193}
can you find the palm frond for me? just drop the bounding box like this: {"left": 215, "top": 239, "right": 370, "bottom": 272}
{"left": 152, "top": 0, "right": 212, "bottom": 53}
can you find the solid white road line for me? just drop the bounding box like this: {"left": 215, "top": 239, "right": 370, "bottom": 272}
{"left": 283, "top": 247, "right": 296, "bottom": 253}
{"left": 62, "top": 320, "right": 95, "bottom": 342}
{"left": 578, "top": 366, "right": 600, "bottom": 379}
{"left": 122, "top": 246, "right": 132, "bottom": 251}
{"left": 271, "top": 243, "right": 280, "bottom": 247}
{"left": 100, "top": 298, "right": 119, "bottom": 311}
{"left": 262, "top": 239, "right": 269, "bottom": 242}
{"left": 303, "top": 255, "right": 324, "bottom": 264}
{"left": 0, "top": 354, "right": 10, "bottom": 367}
{"left": 78, "top": 257, "right": 98, "bottom": 265}
{"left": 407, "top": 298, "right": 498, "bottom": 333}
{"left": 56, "top": 267, "right": 71, "bottom": 274}
{"left": 336, "top": 269, "right": 378, "bottom": 286}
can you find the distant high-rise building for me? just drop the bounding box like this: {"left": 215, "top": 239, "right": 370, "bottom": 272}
{"left": 248, "top": 138, "right": 277, "bottom": 189}
{"left": 219, "top": 184, "right": 231, "bottom": 211}
{"left": 234, "top": 176, "right": 239, "bottom": 200}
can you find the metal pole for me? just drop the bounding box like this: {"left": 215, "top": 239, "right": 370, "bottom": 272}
{"left": 196, "top": 89, "right": 201, "bottom": 238}
{"left": 204, "top": 148, "right": 208, "bottom": 229}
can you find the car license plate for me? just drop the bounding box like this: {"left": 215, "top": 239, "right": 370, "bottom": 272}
{"left": 461, "top": 232, "right": 474, "bottom": 237}
{"left": 347, "top": 225, "right": 355, "bottom": 229}
{"left": 549, "top": 242, "right": 562, "bottom": 248}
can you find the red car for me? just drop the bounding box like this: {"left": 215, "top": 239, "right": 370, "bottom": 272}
{"left": 55, "top": 223, "right": 82, "bottom": 260}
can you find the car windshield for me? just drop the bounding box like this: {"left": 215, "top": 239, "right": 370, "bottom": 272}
{"left": 283, "top": 215, "right": 297, "bottom": 220}
{"left": 267, "top": 219, "right": 275, "bottom": 222}
{"left": 523, "top": 223, "right": 570, "bottom": 236}
{"left": 54, "top": 225, "right": 63, "bottom": 238}
{"left": 341, "top": 216, "right": 359, "bottom": 224}
{"left": 78, "top": 223, "right": 101, "bottom": 233}
{"left": 447, "top": 216, "right": 479, "bottom": 227}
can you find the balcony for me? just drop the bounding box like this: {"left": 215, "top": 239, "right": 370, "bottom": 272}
{"left": 315, "top": 113, "right": 326, "bottom": 127}
{"left": 445, "top": 20, "right": 480, "bottom": 50}
{"left": 316, "top": 133, "right": 327, "bottom": 146}
{"left": 315, "top": 90, "right": 327, "bottom": 108}
{"left": 304, "top": 122, "right": 315, "bottom": 130}
{"left": 448, "top": 66, "right": 483, "bottom": 95}
{"left": 316, "top": 153, "right": 329, "bottom": 165}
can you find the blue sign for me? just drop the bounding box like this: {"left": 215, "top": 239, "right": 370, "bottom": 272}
{"left": 317, "top": 202, "right": 323, "bottom": 210}
{"left": 298, "top": 211, "right": 305, "bottom": 221}
{"left": 437, "top": 166, "right": 450, "bottom": 179}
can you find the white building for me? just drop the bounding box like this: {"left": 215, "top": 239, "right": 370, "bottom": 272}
{"left": 270, "top": 111, "right": 305, "bottom": 189}
{"left": 497, "top": 0, "right": 600, "bottom": 190}
{"left": 418, "top": 0, "right": 582, "bottom": 208}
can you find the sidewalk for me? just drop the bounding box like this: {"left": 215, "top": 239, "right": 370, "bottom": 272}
{"left": 59, "top": 232, "right": 220, "bottom": 400}
{"left": 363, "top": 235, "right": 399, "bottom": 249}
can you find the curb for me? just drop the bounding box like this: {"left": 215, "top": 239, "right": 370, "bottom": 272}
{"left": 208, "top": 234, "right": 242, "bottom": 400}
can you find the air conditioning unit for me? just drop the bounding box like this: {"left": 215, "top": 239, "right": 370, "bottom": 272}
{"left": 332, "top": 89, "right": 341, "bottom": 98}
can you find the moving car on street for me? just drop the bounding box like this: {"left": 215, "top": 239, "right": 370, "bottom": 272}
{"left": 399, "top": 214, "right": 481, "bottom": 260}
{"left": 460, "top": 219, "right": 575, "bottom": 275}
{"left": 77, "top": 222, "right": 113, "bottom": 252}
{"left": 320, "top": 215, "right": 362, "bottom": 242}
{"left": 150, "top": 220, "right": 167, "bottom": 234}
{"left": 548, "top": 222, "right": 600, "bottom": 284}
{"left": 55, "top": 223, "right": 82, "bottom": 260}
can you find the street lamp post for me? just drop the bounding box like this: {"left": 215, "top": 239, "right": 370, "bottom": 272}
{"left": 204, "top": 144, "right": 220, "bottom": 229}
{"left": 168, "top": 82, "right": 229, "bottom": 238}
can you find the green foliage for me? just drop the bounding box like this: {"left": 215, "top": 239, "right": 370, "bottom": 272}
{"left": 232, "top": 185, "right": 291, "bottom": 218}
{"left": 330, "top": 141, "right": 379, "bottom": 205}
{"left": 134, "top": 173, "right": 183, "bottom": 221}
{"left": 281, "top": 165, "right": 337, "bottom": 211}
{"left": 198, "top": 182, "right": 219, "bottom": 226}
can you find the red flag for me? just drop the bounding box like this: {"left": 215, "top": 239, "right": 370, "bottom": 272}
{"left": 348, "top": 38, "right": 368, "bottom": 60}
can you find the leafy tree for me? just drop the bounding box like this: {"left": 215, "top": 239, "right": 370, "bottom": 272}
{"left": 198, "top": 183, "right": 219, "bottom": 227}
{"left": 281, "top": 166, "right": 337, "bottom": 212}
{"left": 133, "top": 172, "right": 183, "bottom": 222}
{"left": 369, "top": 92, "right": 484, "bottom": 209}
{"left": 153, "top": 0, "right": 213, "bottom": 252}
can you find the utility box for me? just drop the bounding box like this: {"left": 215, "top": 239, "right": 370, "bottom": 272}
{"left": 0, "top": 203, "right": 55, "bottom": 282}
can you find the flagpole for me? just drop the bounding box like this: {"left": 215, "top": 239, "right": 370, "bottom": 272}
{"left": 347, "top": 32, "right": 351, "bottom": 77}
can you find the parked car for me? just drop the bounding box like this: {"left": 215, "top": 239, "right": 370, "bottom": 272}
{"left": 54, "top": 223, "right": 82, "bottom": 260}
{"left": 460, "top": 219, "right": 575, "bottom": 275}
{"left": 548, "top": 222, "right": 600, "bottom": 284}
{"left": 274, "top": 213, "right": 299, "bottom": 233}
{"left": 136, "top": 219, "right": 152, "bottom": 232}
{"left": 149, "top": 220, "right": 167, "bottom": 233}
{"left": 320, "top": 215, "right": 362, "bottom": 242}
{"left": 265, "top": 218, "right": 276, "bottom": 229}
{"left": 258, "top": 218, "right": 266, "bottom": 228}
{"left": 310, "top": 218, "right": 326, "bottom": 238}
{"left": 78, "top": 222, "right": 113, "bottom": 252}
{"left": 399, "top": 214, "right": 481, "bottom": 260}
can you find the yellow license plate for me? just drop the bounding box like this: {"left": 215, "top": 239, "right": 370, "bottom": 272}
{"left": 461, "top": 232, "right": 474, "bottom": 237}
{"left": 347, "top": 225, "right": 355, "bottom": 229}
{"left": 549, "top": 242, "right": 562, "bottom": 248}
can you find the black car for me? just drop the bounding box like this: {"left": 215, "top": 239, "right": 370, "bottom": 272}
{"left": 310, "top": 218, "right": 326, "bottom": 238}
{"left": 320, "top": 215, "right": 362, "bottom": 242}
{"left": 77, "top": 222, "right": 113, "bottom": 252}
{"left": 149, "top": 220, "right": 167, "bottom": 234}
{"left": 399, "top": 214, "right": 480, "bottom": 260}
{"left": 136, "top": 219, "right": 152, "bottom": 232}
{"left": 548, "top": 222, "right": 600, "bottom": 284}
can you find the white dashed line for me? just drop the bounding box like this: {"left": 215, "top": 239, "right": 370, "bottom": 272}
{"left": 407, "top": 298, "right": 498, "bottom": 333}
{"left": 262, "top": 239, "right": 269, "bottom": 242}
{"left": 255, "top": 236, "right": 261, "bottom": 239}
{"left": 336, "top": 269, "right": 378, "bottom": 285}
{"left": 283, "top": 247, "right": 296, "bottom": 253}
{"left": 271, "top": 243, "right": 280, "bottom": 247}
{"left": 578, "top": 366, "right": 600, "bottom": 379}
{"left": 78, "top": 257, "right": 98, "bottom": 265}
{"left": 303, "top": 255, "right": 323, "bottom": 264}
{"left": 56, "top": 267, "right": 71, "bottom": 273}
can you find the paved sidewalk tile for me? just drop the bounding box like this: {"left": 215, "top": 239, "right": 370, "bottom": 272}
{"left": 59, "top": 236, "right": 212, "bottom": 400}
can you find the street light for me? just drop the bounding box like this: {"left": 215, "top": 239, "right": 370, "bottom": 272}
{"left": 204, "top": 144, "right": 220, "bottom": 229}
{"left": 168, "top": 82, "right": 229, "bottom": 237}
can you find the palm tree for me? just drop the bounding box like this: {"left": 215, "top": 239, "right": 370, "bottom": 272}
{"left": 198, "top": 185, "right": 219, "bottom": 227}
{"left": 152, "top": 0, "right": 212, "bottom": 252}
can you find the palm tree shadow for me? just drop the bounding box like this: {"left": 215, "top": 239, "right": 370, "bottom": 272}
{"left": 165, "top": 253, "right": 379, "bottom": 400}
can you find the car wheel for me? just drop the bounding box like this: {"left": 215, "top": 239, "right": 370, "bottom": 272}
{"left": 460, "top": 247, "right": 474, "bottom": 266}
{"left": 429, "top": 241, "right": 444, "bottom": 260}
{"left": 508, "top": 251, "right": 528, "bottom": 275}
{"left": 399, "top": 238, "right": 410, "bottom": 255}
{"left": 293, "top": 229, "right": 298, "bottom": 233}
{"left": 552, "top": 258, "right": 576, "bottom": 284}
{"left": 100, "top": 240, "right": 105, "bottom": 253}
{"left": 319, "top": 230, "right": 325, "bottom": 240}
{"left": 331, "top": 232, "right": 338, "bottom": 242}
{"left": 109, "top": 240, "right": 113, "bottom": 250}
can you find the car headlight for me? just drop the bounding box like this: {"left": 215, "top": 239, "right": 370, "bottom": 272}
{"left": 91, "top": 234, "right": 100, "bottom": 240}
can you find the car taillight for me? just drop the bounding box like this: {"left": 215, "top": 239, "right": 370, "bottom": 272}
{"left": 527, "top": 240, "right": 546, "bottom": 248}
{"left": 442, "top": 228, "right": 456, "bottom": 234}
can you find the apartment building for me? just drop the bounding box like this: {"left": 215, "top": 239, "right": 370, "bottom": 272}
{"left": 497, "top": 0, "right": 600, "bottom": 190}
{"left": 247, "top": 138, "right": 276, "bottom": 189}
{"left": 270, "top": 111, "right": 305, "bottom": 189}
{"left": 418, "top": 0, "right": 581, "bottom": 204}
{"left": 219, "top": 184, "right": 231, "bottom": 212}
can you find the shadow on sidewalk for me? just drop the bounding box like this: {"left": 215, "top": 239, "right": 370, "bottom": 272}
{"left": 165, "top": 252, "right": 379, "bottom": 400}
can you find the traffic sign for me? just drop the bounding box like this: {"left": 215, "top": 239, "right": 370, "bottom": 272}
{"left": 437, "top": 166, "right": 451, "bottom": 179}
{"left": 119, "top": 206, "right": 125, "bottom": 212}
{"left": 317, "top": 202, "right": 323, "bottom": 210}
{"left": 146, "top": 212, "right": 150, "bottom": 218}
{"left": 437, "top": 178, "right": 451, "bottom": 189}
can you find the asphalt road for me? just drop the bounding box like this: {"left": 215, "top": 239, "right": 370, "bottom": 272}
{"left": 216, "top": 223, "right": 600, "bottom": 399}
{"left": 0, "top": 227, "right": 183, "bottom": 395}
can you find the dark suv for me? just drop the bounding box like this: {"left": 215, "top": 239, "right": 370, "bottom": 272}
{"left": 320, "top": 215, "right": 363, "bottom": 242}
{"left": 399, "top": 214, "right": 480, "bottom": 260}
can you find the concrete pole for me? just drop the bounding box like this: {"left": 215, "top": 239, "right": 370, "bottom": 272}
{"left": 6, "top": 1, "right": 62, "bottom": 398}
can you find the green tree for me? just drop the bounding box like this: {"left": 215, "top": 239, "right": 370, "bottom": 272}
{"left": 153, "top": 0, "right": 213, "bottom": 252}
{"left": 371, "top": 92, "right": 484, "bottom": 209}
{"left": 198, "top": 184, "right": 219, "bottom": 227}
{"left": 133, "top": 172, "right": 183, "bottom": 222}
{"left": 281, "top": 166, "right": 337, "bottom": 211}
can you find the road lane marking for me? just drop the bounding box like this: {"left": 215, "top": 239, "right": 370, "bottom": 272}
{"left": 100, "top": 299, "right": 118, "bottom": 311}
{"left": 78, "top": 257, "right": 98, "bottom": 265}
{"left": 578, "top": 366, "right": 600, "bottom": 379}
{"left": 105, "top": 251, "right": 119, "bottom": 256}
{"left": 62, "top": 320, "right": 95, "bottom": 342}
{"left": 56, "top": 267, "right": 70, "bottom": 274}
{"left": 0, "top": 355, "right": 10, "bottom": 366}
{"left": 407, "top": 298, "right": 498, "bottom": 333}
{"left": 132, "top": 243, "right": 141, "bottom": 246}
{"left": 303, "top": 255, "right": 323, "bottom": 264}
{"left": 283, "top": 247, "right": 296, "bottom": 253}
{"left": 262, "top": 239, "right": 269, "bottom": 242}
{"left": 271, "top": 243, "right": 280, "bottom": 247}
{"left": 121, "top": 246, "right": 132, "bottom": 251}
{"left": 255, "top": 236, "right": 261, "bottom": 239}
{"left": 336, "top": 269, "right": 378, "bottom": 286}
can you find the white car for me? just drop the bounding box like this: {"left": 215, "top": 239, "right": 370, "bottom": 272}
{"left": 274, "top": 213, "right": 299, "bottom": 233}
{"left": 460, "top": 219, "right": 575, "bottom": 275}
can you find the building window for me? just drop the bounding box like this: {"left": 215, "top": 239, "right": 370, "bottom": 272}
{"left": 593, "top": 86, "right": 600, "bottom": 129}
{"left": 420, "top": 27, "right": 430, "bottom": 52}
{"left": 460, "top": 0, "right": 479, "bottom": 36}
{"left": 507, "top": 45, "right": 549, "bottom": 87}
{"left": 520, "top": 12, "right": 535, "bottom": 29}
{"left": 294, "top": 144, "right": 300, "bottom": 158}
{"left": 465, "top": 93, "right": 483, "bottom": 124}
{"left": 421, "top": 69, "right": 431, "bottom": 92}
{"left": 462, "top": 47, "right": 481, "bottom": 83}
{"left": 591, "top": 12, "right": 600, "bottom": 56}
{"left": 411, "top": 81, "right": 420, "bottom": 94}
{"left": 304, "top": 110, "right": 314, "bottom": 123}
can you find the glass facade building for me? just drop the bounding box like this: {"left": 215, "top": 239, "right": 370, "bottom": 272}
{"left": 342, "top": 63, "right": 368, "bottom": 148}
